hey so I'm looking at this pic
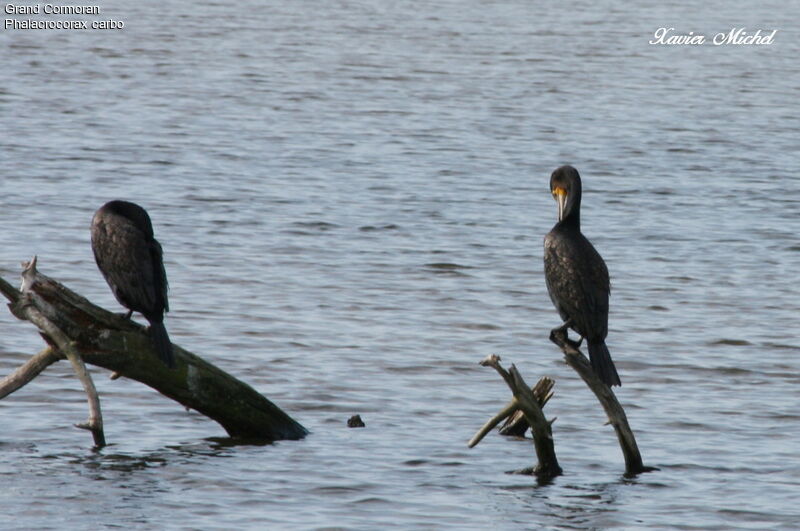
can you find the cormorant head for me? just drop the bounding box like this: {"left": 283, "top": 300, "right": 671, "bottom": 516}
{"left": 101, "top": 200, "right": 155, "bottom": 238}
{"left": 550, "top": 165, "right": 582, "bottom": 223}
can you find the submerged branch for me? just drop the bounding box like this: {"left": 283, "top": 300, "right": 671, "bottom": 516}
{"left": 471, "top": 354, "right": 562, "bottom": 481}
{"left": 549, "top": 328, "right": 656, "bottom": 475}
{"left": 0, "top": 258, "right": 307, "bottom": 445}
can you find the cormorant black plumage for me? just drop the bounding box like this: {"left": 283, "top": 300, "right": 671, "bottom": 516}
{"left": 543, "top": 166, "right": 620, "bottom": 386}
{"left": 91, "top": 200, "right": 174, "bottom": 368}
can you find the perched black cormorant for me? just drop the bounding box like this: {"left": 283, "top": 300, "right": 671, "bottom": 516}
{"left": 91, "top": 200, "right": 175, "bottom": 368}
{"left": 543, "top": 166, "right": 621, "bottom": 386}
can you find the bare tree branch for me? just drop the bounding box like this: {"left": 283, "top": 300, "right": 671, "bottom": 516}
{"left": 498, "top": 376, "right": 555, "bottom": 437}
{"left": 1, "top": 258, "right": 307, "bottom": 446}
{"left": 549, "top": 328, "right": 656, "bottom": 475}
{"left": 470, "top": 355, "right": 562, "bottom": 481}
{"left": 0, "top": 346, "right": 62, "bottom": 399}
{"left": 13, "top": 257, "right": 105, "bottom": 446}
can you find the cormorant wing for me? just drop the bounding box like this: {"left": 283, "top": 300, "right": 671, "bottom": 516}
{"left": 92, "top": 215, "right": 161, "bottom": 315}
{"left": 150, "top": 238, "right": 169, "bottom": 313}
{"left": 544, "top": 229, "right": 609, "bottom": 340}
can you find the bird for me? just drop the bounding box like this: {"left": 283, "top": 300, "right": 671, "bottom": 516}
{"left": 543, "top": 165, "right": 621, "bottom": 386}
{"left": 91, "top": 200, "right": 175, "bottom": 368}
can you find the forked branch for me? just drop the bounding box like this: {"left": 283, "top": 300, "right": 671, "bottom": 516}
{"left": 1, "top": 258, "right": 307, "bottom": 446}
{"left": 470, "top": 355, "right": 562, "bottom": 482}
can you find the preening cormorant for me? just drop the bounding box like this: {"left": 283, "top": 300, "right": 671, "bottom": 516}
{"left": 543, "top": 166, "right": 621, "bottom": 386}
{"left": 91, "top": 200, "right": 175, "bottom": 368}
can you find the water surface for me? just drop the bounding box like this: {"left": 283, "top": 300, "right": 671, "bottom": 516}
{"left": 1, "top": 1, "right": 799, "bottom": 529}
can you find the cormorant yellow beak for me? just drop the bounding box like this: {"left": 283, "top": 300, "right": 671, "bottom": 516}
{"left": 553, "top": 186, "right": 567, "bottom": 221}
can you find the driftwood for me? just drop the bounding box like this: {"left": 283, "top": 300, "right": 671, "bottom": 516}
{"left": 469, "top": 355, "right": 562, "bottom": 482}
{"left": 549, "top": 328, "right": 655, "bottom": 476}
{"left": 0, "top": 258, "right": 307, "bottom": 446}
{"left": 498, "top": 391, "right": 546, "bottom": 437}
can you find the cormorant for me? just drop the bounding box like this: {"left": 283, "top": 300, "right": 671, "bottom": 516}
{"left": 91, "top": 200, "right": 175, "bottom": 368}
{"left": 543, "top": 166, "right": 621, "bottom": 386}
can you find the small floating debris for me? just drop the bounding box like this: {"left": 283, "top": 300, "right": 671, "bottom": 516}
{"left": 347, "top": 414, "right": 365, "bottom": 428}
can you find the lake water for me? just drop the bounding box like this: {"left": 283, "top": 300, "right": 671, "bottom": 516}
{"left": 1, "top": 0, "right": 799, "bottom": 529}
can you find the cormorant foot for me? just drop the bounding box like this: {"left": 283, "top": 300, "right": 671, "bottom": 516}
{"left": 550, "top": 320, "right": 582, "bottom": 349}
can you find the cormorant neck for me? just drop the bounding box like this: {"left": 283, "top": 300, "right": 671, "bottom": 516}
{"left": 558, "top": 210, "right": 580, "bottom": 230}
{"left": 559, "top": 187, "right": 582, "bottom": 230}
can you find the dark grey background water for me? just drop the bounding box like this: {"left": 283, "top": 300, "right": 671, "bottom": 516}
{"left": 1, "top": 1, "right": 798, "bottom": 529}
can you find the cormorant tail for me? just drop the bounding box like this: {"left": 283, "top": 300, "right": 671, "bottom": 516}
{"left": 149, "top": 319, "right": 175, "bottom": 369}
{"left": 588, "top": 341, "right": 621, "bottom": 387}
